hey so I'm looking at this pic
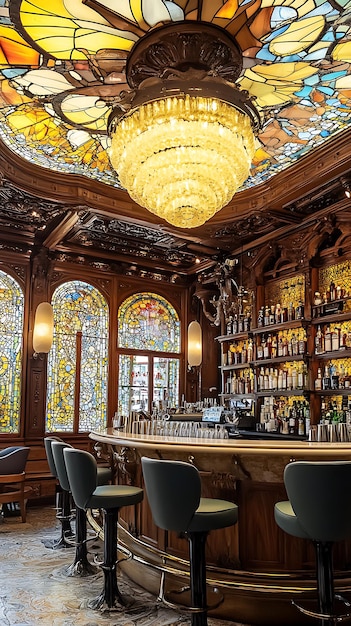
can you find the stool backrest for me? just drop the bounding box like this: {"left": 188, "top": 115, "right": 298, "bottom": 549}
{"left": 51, "top": 441, "right": 72, "bottom": 492}
{"left": 44, "top": 436, "right": 65, "bottom": 478}
{"left": 284, "top": 460, "right": 351, "bottom": 542}
{"left": 63, "top": 448, "right": 97, "bottom": 510}
{"left": 0, "top": 446, "right": 30, "bottom": 475}
{"left": 141, "top": 457, "right": 201, "bottom": 532}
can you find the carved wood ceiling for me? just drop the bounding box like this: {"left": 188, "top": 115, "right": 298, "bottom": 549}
{"left": 1, "top": 0, "right": 351, "bottom": 280}
{"left": 0, "top": 128, "right": 350, "bottom": 282}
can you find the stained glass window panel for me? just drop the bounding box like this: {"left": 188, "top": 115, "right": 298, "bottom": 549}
{"left": 118, "top": 354, "right": 149, "bottom": 415}
{"left": 46, "top": 280, "right": 108, "bottom": 432}
{"left": 118, "top": 292, "right": 180, "bottom": 352}
{"left": 0, "top": 270, "right": 23, "bottom": 433}
{"left": 153, "top": 357, "right": 179, "bottom": 409}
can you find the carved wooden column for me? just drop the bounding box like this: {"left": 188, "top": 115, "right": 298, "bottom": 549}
{"left": 25, "top": 247, "right": 54, "bottom": 438}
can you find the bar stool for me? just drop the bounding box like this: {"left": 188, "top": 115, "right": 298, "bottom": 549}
{"left": 63, "top": 447, "right": 143, "bottom": 610}
{"left": 43, "top": 436, "right": 73, "bottom": 548}
{"left": 51, "top": 441, "right": 100, "bottom": 577}
{"left": 274, "top": 460, "right": 351, "bottom": 625}
{"left": 141, "top": 457, "right": 238, "bottom": 626}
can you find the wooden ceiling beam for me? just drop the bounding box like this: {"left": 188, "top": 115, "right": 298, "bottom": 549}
{"left": 43, "top": 211, "right": 80, "bottom": 250}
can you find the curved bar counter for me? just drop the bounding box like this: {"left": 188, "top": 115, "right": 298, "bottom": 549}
{"left": 89, "top": 429, "right": 351, "bottom": 625}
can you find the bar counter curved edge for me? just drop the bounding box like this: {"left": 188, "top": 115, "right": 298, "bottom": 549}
{"left": 89, "top": 429, "right": 351, "bottom": 625}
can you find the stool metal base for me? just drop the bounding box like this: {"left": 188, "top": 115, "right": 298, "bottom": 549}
{"left": 292, "top": 594, "right": 351, "bottom": 624}
{"left": 42, "top": 489, "right": 74, "bottom": 550}
{"left": 89, "top": 508, "right": 132, "bottom": 611}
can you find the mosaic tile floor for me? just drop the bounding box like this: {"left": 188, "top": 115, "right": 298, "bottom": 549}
{"left": 0, "top": 505, "right": 247, "bottom": 626}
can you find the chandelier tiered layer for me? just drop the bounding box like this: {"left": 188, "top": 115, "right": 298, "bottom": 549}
{"left": 108, "top": 22, "right": 260, "bottom": 229}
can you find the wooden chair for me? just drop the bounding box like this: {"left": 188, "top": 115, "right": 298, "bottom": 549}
{"left": 0, "top": 447, "right": 30, "bottom": 523}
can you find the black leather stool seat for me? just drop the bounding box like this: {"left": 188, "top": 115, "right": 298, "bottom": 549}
{"left": 64, "top": 447, "right": 143, "bottom": 610}
{"left": 141, "top": 457, "right": 238, "bottom": 626}
{"left": 274, "top": 460, "right": 351, "bottom": 625}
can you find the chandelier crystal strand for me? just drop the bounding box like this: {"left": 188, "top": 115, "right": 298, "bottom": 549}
{"left": 109, "top": 95, "right": 256, "bottom": 228}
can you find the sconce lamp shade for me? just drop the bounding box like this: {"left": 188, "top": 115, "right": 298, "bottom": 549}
{"left": 33, "top": 302, "right": 54, "bottom": 354}
{"left": 188, "top": 320, "right": 202, "bottom": 367}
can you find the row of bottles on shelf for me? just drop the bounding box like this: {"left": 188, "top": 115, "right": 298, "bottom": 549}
{"left": 312, "top": 283, "right": 349, "bottom": 319}
{"left": 223, "top": 329, "right": 307, "bottom": 366}
{"left": 320, "top": 397, "right": 351, "bottom": 423}
{"left": 258, "top": 397, "right": 310, "bottom": 436}
{"left": 314, "top": 363, "right": 351, "bottom": 390}
{"left": 258, "top": 363, "right": 308, "bottom": 391}
{"left": 225, "top": 369, "right": 254, "bottom": 395}
{"left": 256, "top": 328, "right": 306, "bottom": 359}
{"left": 226, "top": 310, "right": 252, "bottom": 335}
{"left": 257, "top": 301, "right": 304, "bottom": 328}
{"left": 315, "top": 323, "right": 351, "bottom": 354}
{"left": 224, "top": 339, "right": 254, "bottom": 365}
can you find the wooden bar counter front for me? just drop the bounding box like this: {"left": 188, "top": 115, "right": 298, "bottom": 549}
{"left": 89, "top": 429, "right": 351, "bottom": 625}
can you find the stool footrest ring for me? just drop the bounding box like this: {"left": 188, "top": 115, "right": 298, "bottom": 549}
{"left": 292, "top": 594, "right": 351, "bottom": 622}
{"left": 158, "top": 570, "right": 224, "bottom": 614}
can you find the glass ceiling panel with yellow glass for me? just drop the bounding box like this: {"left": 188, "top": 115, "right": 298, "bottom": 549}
{"left": 0, "top": 0, "right": 350, "bottom": 190}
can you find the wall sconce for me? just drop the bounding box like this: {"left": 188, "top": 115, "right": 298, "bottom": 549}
{"left": 187, "top": 320, "right": 202, "bottom": 368}
{"left": 33, "top": 302, "right": 54, "bottom": 359}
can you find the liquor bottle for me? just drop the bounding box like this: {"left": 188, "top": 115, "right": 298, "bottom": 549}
{"left": 247, "top": 338, "right": 253, "bottom": 362}
{"left": 291, "top": 367, "right": 298, "bottom": 389}
{"left": 296, "top": 301, "right": 304, "bottom": 320}
{"left": 287, "top": 368, "right": 293, "bottom": 390}
{"left": 277, "top": 335, "right": 283, "bottom": 357}
{"left": 331, "top": 365, "right": 339, "bottom": 390}
{"left": 288, "top": 302, "right": 295, "bottom": 321}
{"left": 264, "top": 306, "right": 270, "bottom": 326}
{"left": 315, "top": 325, "right": 324, "bottom": 354}
{"left": 324, "top": 326, "right": 332, "bottom": 352}
{"left": 322, "top": 365, "right": 331, "bottom": 390}
{"left": 257, "top": 307, "right": 264, "bottom": 328}
{"left": 291, "top": 333, "right": 298, "bottom": 356}
{"left": 298, "top": 414, "right": 305, "bottom": 436}
{"left": 232, "top": 314, "right": 238, "bottom": 334}
{"left": 226, "top": 316, "right": 233, "bottom": 335}
{"left": 265, "top": 334, "right": 272, "bottom": 359}
{"left": 304, "top": 402, "right": 311, "bottom": 436}
{"left": 331, "top": 328, "right": 340, "bottom": 352}
{"left": 271, "top": 334, "right": 277, "bottom": 359}
{"left": 289, "top": 403, "right": 297, "bottom": 435}
{"left": 257, "top": 339, "right": 264, "bottom": 360}
{"left": 330, "top": 281, "right": 336, "bottom": 301}
{"left": 275, "top": 303, "right": 281, "bottom": 324}
{"left": 269, "top": 305, "right": 275, "bottom": 325}
{"left": 259, "top": 367, "right": 265, "bottom": 390}
{"left": 315, "top": 367, "right": 322, "bottom": 390}
{"left": 298, "top": 333, "right": 305, "bottom": 355}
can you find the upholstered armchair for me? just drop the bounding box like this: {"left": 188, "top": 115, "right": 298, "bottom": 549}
{"left": 0, "top": 447, "right": 30, "bottom": 523}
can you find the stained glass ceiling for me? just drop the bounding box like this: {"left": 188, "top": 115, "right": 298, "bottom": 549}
{"left": 1, "top": 0, "right": 351, "bottom": 193}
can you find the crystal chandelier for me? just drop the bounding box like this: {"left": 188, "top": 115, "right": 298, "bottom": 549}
{"left": 108, "top": 22, "right": 260, "bottom": 229}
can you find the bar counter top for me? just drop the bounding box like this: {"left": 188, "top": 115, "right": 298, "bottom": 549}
{"left": 90, "top": 427, "right": 351, "bottom": 457}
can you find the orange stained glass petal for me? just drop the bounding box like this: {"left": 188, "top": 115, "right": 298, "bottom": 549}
{"left": 269, "top": 15, "right": 325, "bottom": 57}
{"left": 240, "top": 62, "right": 318, "bottom": 107}
{"left": 216, "top": 1, "right": 239, "bottom": 20}
{"left": 0, "top": 26, "right": 39, "bottom": 67}
{"left": 0, "top": 79, "right": 31, "bottom": 106}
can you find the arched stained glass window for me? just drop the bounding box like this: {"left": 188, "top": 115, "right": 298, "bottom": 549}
{"left": 118, "top": 292, "right": 180, "bottom": 352}
{"left": 46, "top": 280, "right": 108, "bottom": 433}
{"left": 118, "top": 293, "right": 180, "bottom": 416}
{"left": 0, "top": 270, "right": 24, "bottom": 433}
